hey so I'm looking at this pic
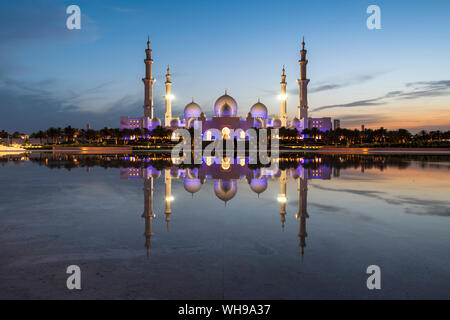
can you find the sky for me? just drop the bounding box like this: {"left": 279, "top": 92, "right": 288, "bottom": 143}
{"left": 0, "top": 0, "right": 449, "bottom": 133}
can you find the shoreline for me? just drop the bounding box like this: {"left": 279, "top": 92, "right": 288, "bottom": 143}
{"left": 12, "top": 145, "right": 450, "bottom": 155}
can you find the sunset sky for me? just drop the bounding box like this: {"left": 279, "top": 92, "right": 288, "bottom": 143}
{"left": 0, "top": 0, "right": 449, "bottom": 133}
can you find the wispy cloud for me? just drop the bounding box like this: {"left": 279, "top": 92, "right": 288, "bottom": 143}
{"left": 313, "top": 80, "right": 450, "bottom": 111}
{"left": 308, "top": 72, "right": 386, "bottom": 94}
{"left": 311, "top": 185, "right": 450, "bottom": 217}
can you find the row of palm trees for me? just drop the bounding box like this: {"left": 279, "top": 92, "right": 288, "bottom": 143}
{"left": 4, "top": 125, "right": 449, "bottom": 146}
{"left": 301, "top": 127, "right": 450, "bottom": 145}
{"left": 28, "top": 126, "right": 174, "bottom": 145}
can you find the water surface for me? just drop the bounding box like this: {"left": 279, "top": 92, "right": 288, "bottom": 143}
{"left": 0, "top": 152, "right": 449, "bottom": 299}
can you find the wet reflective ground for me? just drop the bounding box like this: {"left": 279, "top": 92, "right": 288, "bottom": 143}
{"left": 0, "top": 152, "right": 449, "bottom": 299}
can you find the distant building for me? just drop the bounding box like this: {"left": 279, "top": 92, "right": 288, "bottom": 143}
{"left": 333, "top": 119, "right": 341, "bottom": 130}
{"left": 121, "top": 37, "right": 336, "bottom": 138}
{"left": 361, "top": 124, "right": 365, "bottom": 131}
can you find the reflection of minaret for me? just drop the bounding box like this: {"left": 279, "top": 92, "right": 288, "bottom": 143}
{"left": 280, "top": 65, "right": 288, "bottom": 127}
{"left": 296, "top": 178, "right": 309, "bottom": 256}
{"left": 143, "top": 36, "right": 155, "bottom": 118}
{"left": 164, "top": 65, "right": 173, "bottom": 127}
{"left": 297, "top": 37, "right": 310, "bottom": 120}
{"left": 142, "top": 177, "right": 156, "bottom": 256}
{"left": 278, "top": 170, "right": 287, "bottom": 231}
{"left": 164, "top": 169, "right": 172, "bottom": 231}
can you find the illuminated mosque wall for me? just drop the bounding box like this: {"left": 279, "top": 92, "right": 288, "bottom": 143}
{"left": 120, "top": 38, "right": 333, "bottom": 138}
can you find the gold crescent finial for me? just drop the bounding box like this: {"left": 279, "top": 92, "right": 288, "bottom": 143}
{"left": 147, "top": 35, "right": 150, "bottom": 49}
{"left": 225, "top": 88, "right": 227, "bottom": 95}
{"left": 167, "top": 64, "right": 170, "bottom": 73}
{"left": 302, "top": 36, "right": 305, "bottom": 49}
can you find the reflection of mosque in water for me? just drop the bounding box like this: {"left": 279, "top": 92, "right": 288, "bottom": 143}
{"left": 120, "top": 157, "right": 331, "bottom": 257}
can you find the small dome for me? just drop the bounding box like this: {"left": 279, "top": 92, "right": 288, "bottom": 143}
{"left": 151, "top": 117, "right": 161, "bottom": 128}
{"left": 170, "top": 118, "right": 180, "bottom": 127}
{"left": 214, "top": 92, "right": 238, "bottom": 117}
{"left": 170, "top": 168, "right": 180, "bottom": 178}
{"left": 214, "top": 179, "right": 237, "bottom": 203}
{"left": 250, "top": 177, "right": 268, "bottom": 195}
{"left": 272, "top": 118, "right": 282, "bottom": 128}
{"left": 250, "top": 101, "right": 268, "bottom": 119}
{"left": 290, "top": 117, "right": 299, "bottom": 128}
{"left": 184, "top": 178, "right": 202, "bottom": 195}
{"left": 149, "top": 167, "right": 161, "bottom": 178}
{"left": 290, "top": 168, "right": 300, "bottom": 179}
{"left": 184, "top": 101, "right": 202, "bottom": 119}
{"left": 254, "top": 118, "right": 263, "bottom": 128}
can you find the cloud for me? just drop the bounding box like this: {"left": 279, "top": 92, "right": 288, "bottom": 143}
{"left": 0, "top": 75, "right": 157, "bottom": 132}
{"left": 335, "top": 113, "right": 390, "bottom": 126}
{"left": 313, "top": 98, "right": 384, "bottom": 112}
{"left": 313, "top": 79, "right": 450, "bottom": 112}
{"left": 311, "top": 185, "right": 450, "bottom": 217}
{"left": 308, "top": 72, "right": 385, "bottom": 94}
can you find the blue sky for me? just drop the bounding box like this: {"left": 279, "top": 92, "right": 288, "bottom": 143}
{"left": 1, "top": 0, "right": 449, "bottom": 133}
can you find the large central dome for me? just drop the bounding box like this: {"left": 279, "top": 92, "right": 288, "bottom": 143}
{"left": 214, "top": 91, "right": 238, "bottom": 117}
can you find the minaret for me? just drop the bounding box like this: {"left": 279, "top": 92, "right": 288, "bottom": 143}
{"left": 164, "top": 65, "right": 173, "bottom": 127}
{"left": 280, "top": 65, "right": 288, "bottom": 127}
{"left": 297, "top": 37, "right": 310, "bottom": 120}
{"left": 143, "top": 36, "right": 156, "bottom": 118}
{"left": 296, "top": 177, "right": 309, "bottom": 256}
{"left": 164, "top": 169, "right": 172, "bottom": 230}
{"left": 279, "top": 170, "right": 287, "bottom": 230}
{"left": 142, "top": 177, "right": 156, "bottom": 256}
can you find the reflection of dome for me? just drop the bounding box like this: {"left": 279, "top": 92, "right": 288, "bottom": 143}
{"left": 272, "top": 118, "right": 282, "bottom": 128}
{"left": 170, "top": 118, "right": 180, "bottom": 127}
{"left": 214, "top": 180, "right": 237, "bottom": 203}
{"left": 254, "top": 118, "right": 263, "bottom": 128}
{"left": 184, "top": 178, "right": 202, "bottom": 195}
{"left": 184, "top": 101, "right": 202, "bottom": 119}
{"left": 214, "top": 92, "right": 238, "bottom": 117}
{"left": 170, "top": 168, "right": 180, "bottom": 178}
{"left": 250, "top": 101, "right": 268, "bottom": 119}
{"left": 290, "top": 168, "right": 300, "bottom": 179}
{"left": 149, "top": 167, "right": 161, "bottom": 178}
{"left": 151, "top": 117, "right": 161, "bottom": 128}
{"left": 290, "top": 117, "right": 299, "bottom": 128}
{"left": 250, "top": 177, "right": 267, "bottom": 195}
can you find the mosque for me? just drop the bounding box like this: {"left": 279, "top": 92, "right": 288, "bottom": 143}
{"left": 120, "top": 37, "right": 333, "bottom": 138}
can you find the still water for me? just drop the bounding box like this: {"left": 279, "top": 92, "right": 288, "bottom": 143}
{"left": 0, "top": 152, "right": 449, "bottom": 299}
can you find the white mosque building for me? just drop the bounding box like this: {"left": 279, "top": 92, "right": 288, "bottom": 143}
{"left": 120, "top": 37, "right": 332, "bottom": 138}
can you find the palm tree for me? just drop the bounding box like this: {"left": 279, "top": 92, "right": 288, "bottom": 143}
{"left": 63, "top": 126, "right": 76, "bottom": 143}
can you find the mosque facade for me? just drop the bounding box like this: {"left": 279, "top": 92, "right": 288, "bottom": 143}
{"left": 120, "top": 37, "right": 333, "bottom": 138}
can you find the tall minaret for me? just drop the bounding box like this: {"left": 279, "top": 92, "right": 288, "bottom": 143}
{"left": 164, "top": 169, "right": 172, "bottom": 230}
{"left": 142, "top": 177, "right": 156, "bottom": 256}
{"left": 164, "top": 65, "right": 173, "bottom": 127}
{"left": 296, "top": 177, "right": 309, "bottom": 256}
{"left": 280, "top": 65, "right": 288, "bottom": 127}
{"left": 143, "top": 36, "right": 156, "bottom": 118}
{"left": 297, "top": 37, "right": 310, "bottom": 120}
